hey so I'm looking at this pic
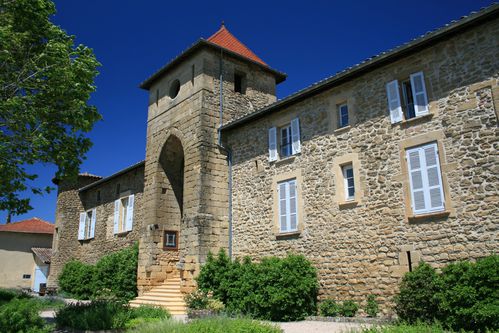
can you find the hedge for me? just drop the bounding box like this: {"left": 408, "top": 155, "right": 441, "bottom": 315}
{"left": 196, "top": 250, "right": 318, "bottom": 321}
{"left": 58, "top": 243, "right": 138, "bottom": 300}
{"left": 395, "top": 255, "right": 499, "bottom": 332}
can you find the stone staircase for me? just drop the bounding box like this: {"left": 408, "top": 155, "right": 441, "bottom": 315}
{"left": 129, "top": 277, "right": 187, "bottom": 315}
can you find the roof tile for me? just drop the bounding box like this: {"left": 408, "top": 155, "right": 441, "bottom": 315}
{"left": 0, "top": 217, "right": 54, "bottom": 234}
{"left": 207, "top": 24, "right": 267, "bottom": 65}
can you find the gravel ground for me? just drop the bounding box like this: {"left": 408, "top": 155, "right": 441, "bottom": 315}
{"left": 277, "top": 320, "right": 371, "bottom": 333}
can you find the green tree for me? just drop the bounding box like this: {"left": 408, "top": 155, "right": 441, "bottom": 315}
{"left": 0, "top": 0, "right": 101, "bottom": 215}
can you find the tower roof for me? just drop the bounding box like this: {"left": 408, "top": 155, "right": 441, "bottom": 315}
{"left": 140, "top": 25, "right": 286, "bottom": 90}
{"left": 207, "top": 23, "right": 267, "bottom": 65}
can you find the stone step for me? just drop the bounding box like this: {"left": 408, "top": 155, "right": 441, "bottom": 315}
{"left": 134, "top": 296, "right": 184, "bottom": 303}
{"left": 129, "top": 278, "right": 186, "bottom": 315}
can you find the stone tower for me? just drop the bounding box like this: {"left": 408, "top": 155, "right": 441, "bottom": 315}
{"left": 137, "top": 24, "right": 286, "bottom": 293}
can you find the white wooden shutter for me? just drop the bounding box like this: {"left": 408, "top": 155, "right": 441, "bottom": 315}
{"left": 291, "top": 118, "right": 301, "bottom": 154}
{"left": 288, "top": 180, "right": 298, "bottom": 231}
{"left": 278, "top": 182, "right": 287, "bottom": 232}
{"left": 407, "top": 143, "right": 444, "bottom": 215}
{"left": 407, "top": 149, "right": 426, "bottom": 213}
{"left": 78, "top": 212, "right": 86, "bottom": 240}
{"left": 386, "top": 80, "right": 403, "bottom": 124}
{"left": 125, "top": 194, "right": 134, "bottom": 232}
{"left": 113, "top": 199, "right": 120, "bottom": 234}
{"left": 410, "top": 72, "right": 429, "bottom": 116}
{"left": 268, "top": 127, "right": 277, "bottom": 162}
{"left": 89, "top": 208, "right": 96, "bottom": 239}
{"left": 422, "top": 144, "right": 444, "bottom": 212}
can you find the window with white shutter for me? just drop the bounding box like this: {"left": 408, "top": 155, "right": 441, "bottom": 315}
{"left": 386, "top": 80, "right": 403, "bottom": 124}
{"left": 410, "top": 72, "right": 429, "bottom": 116}
{"left": 114, "top": 195, "right": 134, "bottom": 234}
{"left": 406, "top": 142, "right": 445, "bottom": 215}
{"left": 268, "top": 127, "right": 277, "bottom": 162}
{"left": 271, "top": 117, "right": 301, "bottom": 161}
{"left": 79, "top": 209, "right": 96, "bottom": 240}
{"left": 78, "top": 212, "right": 86, "bottom": 240}
{"left": 277, "top": 179, "right": 298, "bottom": 233}
{"left": 387, "top": 71, "right": 430, "bottom": 122}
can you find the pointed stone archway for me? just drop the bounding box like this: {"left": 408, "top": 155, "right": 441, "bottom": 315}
{"left": 138, "top": 133, "right": 185, "bottom": 292}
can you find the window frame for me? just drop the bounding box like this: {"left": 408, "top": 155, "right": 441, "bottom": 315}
{"left": 163, "top": 230, "right": 179, "bottom": 250}
{"left": 342, "top": 164, "right": 355, "bottom": 201}
{"left": 277, "top": 178, "right": 298, "bottom": 233}
{"left": 113, "top": 194, "right": 134, "bottom": 235}
{"left": 398, "top": 130, "right": 454, "bottom": 221}
{"left": 279, "top": 124, "right": 293, "bottom": 158}
{"left": 338, "top": 103, "right": 349, "bottom": 128}
{"left": 406, "top": 142, "right": 445, "bottom": 215}
{"left": 78, "top": 208, "right": 96, "bottom": 240}
{"left": 387, "top": 71, "right": 430, "bottom": 124}
{"left": 117, "top": 196, "right": 129, "bottom": 233}
{"left": 273, "top": 170, "right": 303, "bottom": 237}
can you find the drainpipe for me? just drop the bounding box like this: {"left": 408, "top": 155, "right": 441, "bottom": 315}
{"left": 216, "top": 48, "right": 233, "bottom": 259}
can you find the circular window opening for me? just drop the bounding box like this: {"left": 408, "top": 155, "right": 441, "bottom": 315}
{"left": 169, "top": 79, "right": 180, "bottom": 99}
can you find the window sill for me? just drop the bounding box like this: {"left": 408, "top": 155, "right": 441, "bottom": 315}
{"left": 163, "top": 246, "right": 179, "bottom": 251}
{"left": 275, "top": 231, "right": 300, "bottom": 240}
{"left": 398, "top": 113, "right": 433, "bottom": 126}
{"left": 334, "top": 125, "right": 351, "bottom": 134}
{"left": 338, "top": 200, "right": 359, "bottom": 208}
{"left": 274, "top": 155, "right": 296, "bottom": 166}
{"left": 114, "top": 231, "right": 130, "bottom": 237}
{"left": 408, "top": 210, "right": 450, "bottom": 222}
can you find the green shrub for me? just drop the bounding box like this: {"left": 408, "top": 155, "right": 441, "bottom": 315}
{"left": 58, "top": 260, "right": 96, "bottom": 299}
{"left": 0, "top": 298, "right": 52, "bottom": 333}
{"left": 319, "top": 299, "right": 339, "bottom": 317}
{"left": 55, "top": 301, "right": 169, "bottom": 330}
{"left": 94, "top": 242, "right": 139, "bottom": 301}
{"left": 394, "top": 255, "right": 499, "bottom": 332}
{"left": 131, "top": 305, "right": 170, "bottom": 320}
{"left": 395, "top": 262, "right": 441, "bottom": 324}
{"left": 185, "top": 290, "right": 210, "bottom": 310}
{"left": 339, "top": 300, "right": 359, "bottom": 317}
{"left": 197, "top": 250, "right": 318, "bottom": 321}
{"left": 435, "top": 255, "right": 499, "bottom": 332}
{"left": 128, "top": 317, "right": 282, "bottom": 333}
{"left": 56, "top": 301, "right": 127, "bottom": 330}
{"left": 365, "top": 294, "right": 379, "bottom": 318}
{"left": 58, "top": 243, "right": 138, "bottom": 300}
{"left": 361, "top": 321, "right": 447, "bottom": 333}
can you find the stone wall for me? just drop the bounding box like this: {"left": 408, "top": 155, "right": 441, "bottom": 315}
{"left": 48, "top": 166, "right": 145, "bottom": 287}
{"left": 224, "top": 18, "right": 499, "bottom": 315}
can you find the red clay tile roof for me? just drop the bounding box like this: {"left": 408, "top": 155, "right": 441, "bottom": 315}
{"left": 0, "top": 217, "right": 54, "bottom": 234}
{"left": 207, "top": 24, "right": 267, "bottom": 66}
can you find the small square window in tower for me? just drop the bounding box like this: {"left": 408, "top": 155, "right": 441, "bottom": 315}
{"left": 163, "top": 230, "right": 178, "bottom": 250}
{"left": 234, "top": 72, "right": 246, "bottom": 94}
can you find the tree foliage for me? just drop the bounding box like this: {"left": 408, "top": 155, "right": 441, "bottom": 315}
{"left": 0, "top": 0, "right": 101, "bottom": 215}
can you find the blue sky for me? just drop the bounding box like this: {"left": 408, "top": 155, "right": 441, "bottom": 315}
{"left": 2, "top": 0, "right": 495, "bottom": 224}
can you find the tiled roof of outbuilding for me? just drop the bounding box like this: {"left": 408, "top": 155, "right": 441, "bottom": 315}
{"left": 221, "top": 3, "right": 499, "bottom": 131}
{"left": 31, "top": 247, "right": 52, "bottom": 264}
{"left": 0, "top": 217, "right": 54, "bottom": 234}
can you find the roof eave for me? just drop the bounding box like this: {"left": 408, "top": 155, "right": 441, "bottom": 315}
{"left": 78, "top": 161, "right": 145, "bottom": 192}
{"left": 221, "top": 4, "right": 499, "bottom": 132}
{"left": 139, "top": 39, "right": 287, "bottom": 90}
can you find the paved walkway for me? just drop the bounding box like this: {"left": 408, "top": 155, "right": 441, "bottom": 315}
{"left": 277, "top": 320, "right": 370, "bottom": 333}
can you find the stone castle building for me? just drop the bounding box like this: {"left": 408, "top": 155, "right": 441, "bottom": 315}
{"left": 49, "top": 5, "right": 499, "bottom": 314}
